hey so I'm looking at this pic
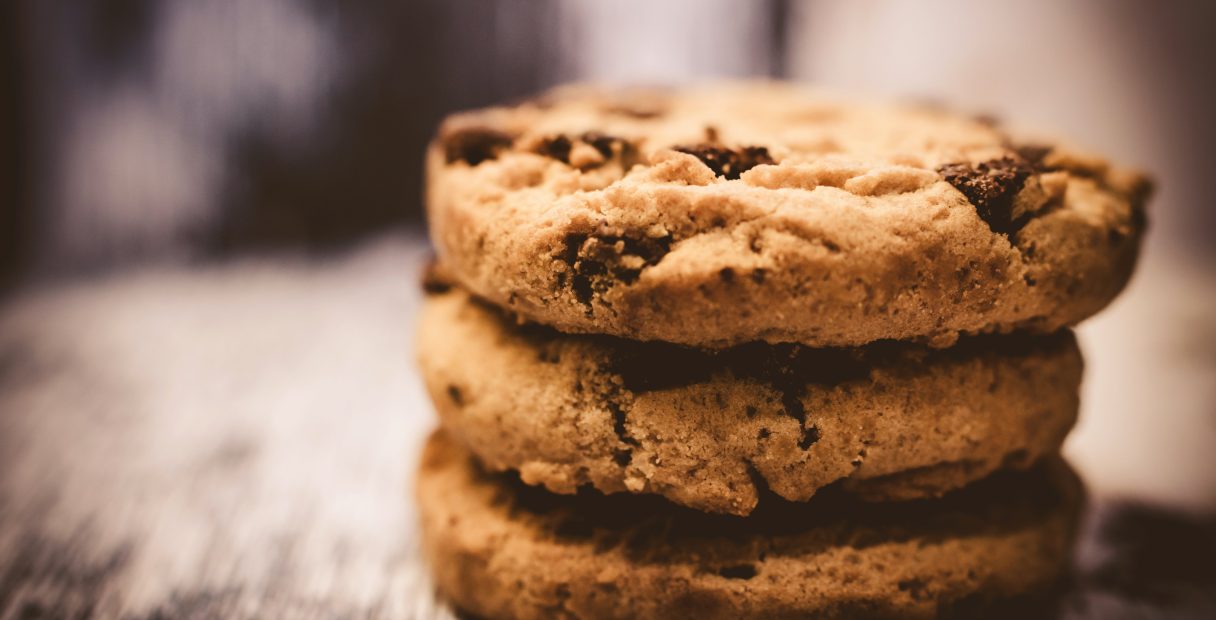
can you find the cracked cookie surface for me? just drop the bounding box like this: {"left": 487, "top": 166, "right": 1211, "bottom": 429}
{"left": 417, "top": 284, "right": 1081, "bottom": 516}
{"left": 426, "top": 82, "right": 1150, "bottom": 348}
{"left": 417, "top": 430, "right": 1081, "bottom": 620}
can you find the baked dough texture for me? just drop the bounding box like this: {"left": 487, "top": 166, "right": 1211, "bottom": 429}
{"left": 417, "top": 283, "right": 1081, "bottom": 516}
{"left": 417, "top": 430, "right": 1082, "bottom": 620}
{"left": 426, "top": 83, "right": 1149, "bottom": 348}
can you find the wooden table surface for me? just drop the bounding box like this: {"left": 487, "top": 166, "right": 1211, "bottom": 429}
{"left": 1, "top": 234, "right": 1213, "bottom": 619}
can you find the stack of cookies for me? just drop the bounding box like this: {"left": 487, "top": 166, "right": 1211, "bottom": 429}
{"left": 415, "top": 84, "right": 1149, "bottom": 618}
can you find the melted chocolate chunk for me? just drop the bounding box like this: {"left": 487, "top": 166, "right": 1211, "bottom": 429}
{"left": 581, "top": 132, "right": 621, "bottom": 159}
{"left": 441, "top": 126, "right": 514, "bottom": 165}
{"left": 673, "top": 144, "right": 774, "bottom": 180}
{"left": 562, "top": 233, "right": 673, "bottom": 307}
{"left": 612, "top": 449, "right": 632, "bottom": 467}
{"left": 536, "top": 135, "right": 573, "bottom": 162}
{"left": 534, "top": 132, "right": 633, "bottom": 169}
{"left": 937, "top": 155, "right": 1036, "bottom": 234}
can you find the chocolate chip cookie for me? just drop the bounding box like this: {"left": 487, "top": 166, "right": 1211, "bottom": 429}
{"left": 417, "top": 282, "right": 1081, "bottom": 516}
{"left": 417, "top": 430, "right": 1082, "bottom": 620}
{"left": 426, "top": 83, "right": 1149, "bottom": 348}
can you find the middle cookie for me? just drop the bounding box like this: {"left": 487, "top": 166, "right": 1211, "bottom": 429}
{"left": 418, "top": 284, "right": 1081, "bottom": 516}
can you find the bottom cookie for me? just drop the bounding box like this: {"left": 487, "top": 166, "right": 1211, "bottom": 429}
{"left": 417, "top": 431, "right": 1082, "bottom": 620}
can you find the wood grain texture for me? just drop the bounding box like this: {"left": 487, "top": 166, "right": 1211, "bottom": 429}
{"left": 0, "top": 237, "right": 452, "bottom": 619}
{"left": 0, "top": 235, "right": 1212, "bottom": 619}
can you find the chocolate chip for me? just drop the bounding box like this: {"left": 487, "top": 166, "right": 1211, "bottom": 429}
{"left": 799, "top": 425, "right": 820, "bottom": 450}
{"left": 533, "top": 132, "right": 635, "bottom": 169}
{"left": 441, "top": 126, "right": 514, "bottom": 165}
{"left": 612, "top": 449, "right": 632, "bottom": 467}
{"left": 581, "top": 132, "right": 620, "bottom": 159}
{"left": 673, "top": 144, "right": 774, "bottom": 180}
{"left": 446, "top": 385, "right": 464, "bottom": 406}
{"left": 717, "top": 564, "right": 757, "bottom": 580}
{"left": 571, "top": 272, "right": 595, "bottom": 306}
{"left": 718, "top": 267, "right": 736, "bottom": 283}
{"left": 561, "top": 233, "right": 673, "bottom": 307}
{"left": 937, "top": 155, "right": 1037, "bottom": 234}
{"left": 562, "top": 233, "right": 586, "bottom": 266}
{"left": 536, "top": 134, "right": 573, "bottom": 163}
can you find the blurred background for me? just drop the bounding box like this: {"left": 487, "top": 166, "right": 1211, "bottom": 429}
{"left": 4, "top": 0, "right": 1215, "bottom": 283}
{"left": 1, "top": 1, "right": 1214, "bottom": 618}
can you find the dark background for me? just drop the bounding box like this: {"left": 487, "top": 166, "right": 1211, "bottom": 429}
{"left": 4, "top": 0, "right": 1212, "bottom": 289}
{"left": 0, "top": 0, "right": 783, "bottom": 288}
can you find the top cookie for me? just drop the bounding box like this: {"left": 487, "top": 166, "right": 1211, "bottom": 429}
{"left": 426, "top": 83, "right": 1149, "bottom": 348}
